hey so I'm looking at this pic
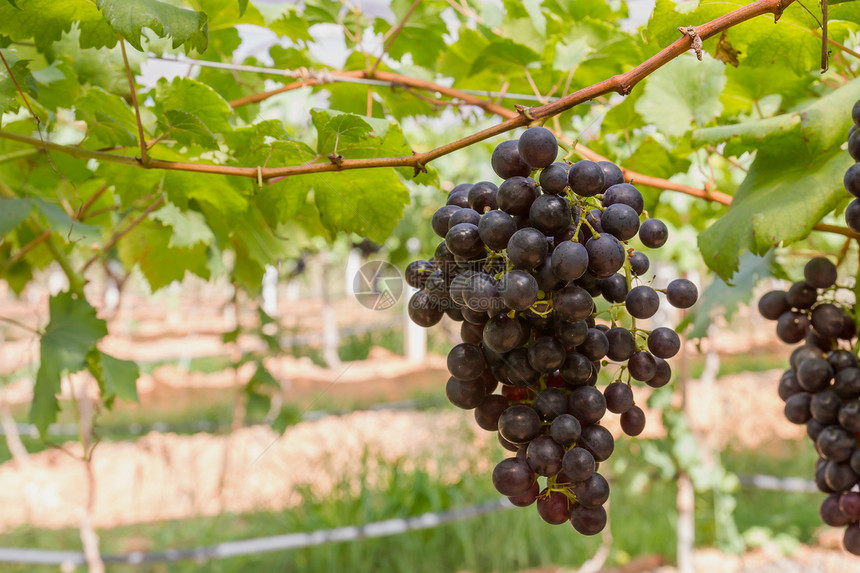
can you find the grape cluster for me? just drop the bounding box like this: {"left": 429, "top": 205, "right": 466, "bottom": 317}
{"left": 758, "top": 257, "right": 860, "bottom": 555}
{"left": 845, "top": 99, "right": 860, "bottom": 233}
{"left": 404, "top": 127, "right": 698, "bottom": 535}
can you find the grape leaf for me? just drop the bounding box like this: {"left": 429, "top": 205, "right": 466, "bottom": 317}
{"left": 30, "top": 292, "right": 108, "bottom": 437}
{"left": 269, "top": 7, "right": 313, "bottom": 43}
{"left": 118, "top": 220, "right": 211, "bottom": 291}
{"left": 0, "top": 49, "right": 35, "bottom": 119}
{"left": 87, "top": 350, "right": 140, "bottom": 405}
{"left": 469, "top": 38, "right": 541, "bottom": 76}
{"left": 635, "top": 54, "right": 726, "bottom": 137}
{"left": 0, "top": 1, "right": 117, "bottom": 49}
{"left": 193, "top": 0, "right": 264, "bottom": 29}
{"left": 75, "top": 87, "right": 141, "bottom": 149}
{"left": 0, "top": 197, "right": 31, "bottom": 235}
{"left": 96, "top": 0, "right": 209, "bottom": 53}
{"left": 30, "top": 198, "right": 102, "bottom": 244}
{"left": 312, "top": 109, "right": 374, "bottom": 155}
{"left": 160, "top": 109, "right": 219, "bottom": 149}
{"left": 697, "top": 149, "right": 852, "bottom": 279}
{"left": 151, "top": 202, "right": 215, "bottom": 248}
{"left": 154, "top": 77, "right": 233, "bottom": 134}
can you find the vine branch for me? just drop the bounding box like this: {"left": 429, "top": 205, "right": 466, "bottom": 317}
{"left": 119, "top": 37, "right": 149, "bottom": 166}
{"left": 369, "top": 0, "right": 422, "bottom": 75}
{"left": 0, "top": 0, "right": 795, "bottom": 182}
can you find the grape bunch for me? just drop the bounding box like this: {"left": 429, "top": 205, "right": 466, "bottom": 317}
{"left": 758, "top": 257, "right": 860, "bottom": 555}
{"left": 403, "top": 126, "right": 698, "bottom": 535}
{"left": 844, "top": 99, "right": 860, "bottom": 233}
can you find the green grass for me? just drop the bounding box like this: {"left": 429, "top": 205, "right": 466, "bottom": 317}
{"left": 0, "top": 438, "right": 829, "bottom": 573}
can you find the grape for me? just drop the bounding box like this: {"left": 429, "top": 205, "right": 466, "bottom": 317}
{"left": 845, "top": 525, "right": 860, "bottom": 556}
{"left": 605, "top": 327, "right": 636, "bottom": 361}
{"left": 447, "top": 343, "right": 486, "bottom": 380}
{"left": 459, "top": 321, "right": 483, "bottom": 345}
{"left": 555, "top": 319, "right": 588, "bottom": 347}
{"left": 810, "top": 390, "right": 842, "bottom": 425}
{"left": 598, "top": 161, "right": 625, "bottom": 190}
{"left": 551, "top": 241, "right": 589, "bottom": 281}
{"left": 432, "top": 205, "right": 461, "bottom": 237}
{"left": 468, "top": 181, "right": 499, "bottom": 213}
{"left": 405, "top": 260, "right": 435, "bottom": 289}
{"left": 835, "top": 367, "right": 860, "bottom": 401}
{"left": 820, "top": 493, "right": 851, "bottom": 526}
{"left": 784, "top": 392, "right": 812, "bottom": 424}
{"left": 498, "top": 269, "right": 539, "bottom": 311}
{"left": 599, "top": 274, "right": 628, "bottom": 304}
{"left": 666, "top": 278, "right": 698, "bottom": 309}
{"left": 539, "top": 162, "right": 570, "bottom": 195}
{"left": 474, "top": 395, "right": 509, "bottom": 431}
{"left": 505, "top": 347, "right": 541, "bottom": 387}
{"left": 568, "top": 386, "right": 607, "bottom": 425}
{"left": 825, "top": 460, "right": 859, "bottom": 491}
{"left": 447, "top": 185, "right": 471, "bottom": 208}
{"left": 804, "top": 257, "right": 837, "bottom": 289}
{"left": 758, "top": 290, "right": 789, "bottom": 320}
{"left": 560, "top": 352, "right": 594, "bottom": 386}
{"left": 562, "top": 446, "right": 596, "bottom": 482}
{"left": 625, "top": 285, "right": 659, "bottom": 319}
{"left": 638, "top": 218, "right": 668, "bottom": 248}
{"left": 629, "top": 251, "right": 650, "bottom": 276}
{"left": 528, "top": 337, "right": 566, "bottom": 373}
{"left": 497, "top": 176, "right": 539, "bottom": 217}
{"left": 408, "top": 290, "right": 444, "bottom": 327}
{"left": 604, "top": 381, "right": 634, "bottom": 414}
{"left": 797, "top": 357, "right": 833, "bottom": 392}
{"left": 570, "top": 504, "right": 606, "bottom": 535}
{"left": 647, "top": 327, "right": 681, "bottom": 359}
{"left": 508, "top": 481, "right": 540, "bottom": 507}
{"left": 530, "top": 194, "right": 571, "bottom": 236}
{"left": 648, "top": 357, "right": 672, "bottom": 388}
{"left": 491, "top": 140, "right": 531, "bottom": 179}
{"left": 518, "top": 126, "right": 558, "bottom": 169}
{"left": 448, "top": 208, "right": 481, "bottom": 229}
{"left": 778, "top": 370, "right": 802, "bottom": 401}
{"left": 578, "top": 424, "right": 614, "bottom": 462}
{"left": 534, "top": 387, "right": 568, "bottom": 421}
{"left": 585, "top": 234, "right": 626, "bottom": 278}
{"left": 569, "top": 160, "right": 605, "bottom": 197}
{"left": 554, "top": 285, "right": 595, "bottom": 322}
{"left": 483, "top": 314, "right": 525, "bottom": 353}
{"left": 829, "top": 349, "right": 858, "bottom": 372}
{"left": 551, "top": 414, "right": 582, "bottom": 446}
{"left": 817, "top": 425, "right": 855, "bottom": 461}
{"left": 628, "top": 351, "right": 657, "bottom": 382}
{"left": 812, "top": 304, "right": 848, "bottom": 338}
{"left": 850, "top": 129, "right": 860, "bottom": 161}
{"left": 573, "top": 472, "right": 609, "bottom": 507}
{"left": 526, "top": 435, "right": 564, "bottom": 476}
{"left": 839, "top": 399, "right": 860, "bottom": 432}
{"left": 847, "top": 198, "right": 860, "bottom": 234}
{"left": 840, "top": 491, "right": 860, "bottom": 521}
{"left": 478, "top": 210, "right": 517, "bottom": 251}
{"left": 601, "top": 203, "right": 640, "bottom": 241}
{"left": 854, "top": 100, "right": 860, "bottom": 126}
{"left": 602, "top": 183, "right": 643, "bottom": 214}
{"left": 620, "top": 405, "right": 646, "bottom": 436}
{"left": 532, "top": 258, "right": 565, "bottom": 293}
{"left": 786, "top": 281, "right": 817, "bottom": 310}
{"left": 536, "top": 489, "right": 572, "bottom": 525}
{"left": 844, "top": 163, "right": 860, "bottom": 198}
{"left": 498, "top": 404, "right": 542, "bottom": 444}
{"left": 446, "top": 376, "right": 487, "bottom": 409}
{"left": 776, "top": 311, "right": 810, "bottom": 344}
{"left": 577, "top": 328, "right": 609, "bottom": 361}
{"left": 446, "top": 223, "right": 485, "bottom": 258}
{"left": 492, "top": 457, "right": 535, "bottom": 496}
{"left": 507, "top": 227, "right": 548, "bottom": 269}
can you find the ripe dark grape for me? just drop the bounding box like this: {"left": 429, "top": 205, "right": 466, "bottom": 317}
{"left": 526, "top": 435, "right": 564, "bottom": 476}
{"left": 446, "top": 223, "right": 485, "bottom": 258}
{"left": 492, "top": 457, "right": 535, "bottom": 496}
{"left": 629, "top": 251, "right": 649, "bottom": 275}
{"left": 847, "top": 198, "right": 860, "bottom": 234}
{"left": 447, "top": 343, "right": 486, "bottom": 380}
{"left": 786, "top": 281, "right": 817, "bottom": 309}
{"left": 539, "top": 162, "right": 570, "bottom": 194}
{"left": 551, "top": 241, "right": 588, "bottom": 281}
{"left": 554, "top": 285, "right": 594, "bottom": 322}
{"left": 604, "top": 381, "right": 633, "bottom": 413}
{"left": 555, "top": 319, "right": 588, "bottom": 347}
{"left": 536, "top": 489, "right": 572, "bottom": 525}
{"left": 777, "top": 370, "right": 802, "bottom": 401}
{"left": 497, "top": 176, "right": 539, "bottom": 217}
{"left": 620, "top": 405, "right": 646, "bottom": 436}
{"left": 528, "top": 337, "right": 566, "bottom": 373}
{"left": 666, "top": 279, "right": 698, "bottom": 309}
{"left": 479, "top": 209, "right": 517, "bottom": 251}
{"left": 518, "top": 126, "right": 558, "bottom": 169}
{"left": 804, "top": 257, "right": 837, "bottom": 289}
{"left": 601, "top": 203, "right": 640, "bottom": 241}
{"left": 585, "top": 234, "right": 625, "bottom": 278}
{"left": 447, "top": 185, "right": 471, "bottom": 208}
{"left": 498, "top": 404, "right": 542, "bottom": 444}
{"left": 817, "top": 425, "right": 855, "bottom": 462}
{"left": 797, "top": 357, "right": 833, "bottom": 392}
{"left": 448, "top": 208, "right": 480, "bottom": 229}
{"left": 638, "top": 218, "right": 668, "bottom": 249}
{"left": 844, "top": 163, "right": 860, "bottom": 198}
{"left": 405, "top": 260, "right": 435, "bottom": 289}
{"left": 577, "top": 328, "right": 609, "bottom": 361}
{"left": 598, "top": 161, "right": 625, "bottom": 190}
{"left": 649, "top": 357, "right": 672, "bottom": 388}
{"left": 569, "top": 160, "right": 605, "bottom": 197}
{"left": 602, "top": 183, "right": 643, "bottom": 214}
{"left": 530, "top": 194, "right": 571, "bottom": 236}
{"left": 628, "top": 351, "right": 657, "bottom": 382}
{"left": 758, "top": 290, "right": 789, "bottom": 320}
{"left": 508, "top": 481, "right": 540, "bottom": 507}
{"left": 568, "top": 386, "right": 607, "bottom": 425}
{"left": 784, "top": 392, "right": 812, "bottom": 424}
{"left": 812, "top": 304, "right": 848, "bottom": 338}
{"left": 408, "top": 290, "right": 443, "bottom": 327}
{"left": 508, "top": 228, "right": 548, "bottom": 269}
{"left": 498, "top": 270, "right": 539, "bottom": 311}
{"left": 432, "top": 205, "right": 460, "bottom": 237}
{"left": 474, "top": 395, "right": 509, "bottom": 431}
{"left": 533, "top": 387, "right": 568, "bottom": 421}
{"left": 599, "top": 274, "right": 628, "bottom": 304}
{"left": 578, "top": 424, "right": 614, "bottom": 462}
{"left": 562, "top": 446, "right": 595, "bottom": 482}
{"left": 605, "top": 327, "right": 636, "bottom": 361}
{"left": 647, "top": 327, "right": 681, "bottom": 359}
{"left": 468, "top": 181, "right": 498, "bottom": 213}
{"left": 626, "top": 285, "right": 659, "bottom": 319}
{"left": 491, "top": 140, "right": 531, "bottom": 179}
{"left": 820, "top": 493, "right": 852, "bottom": 527}
{"left": 573, "top": 472, "right": 610, "bottom": 507}
{"left": 570, "top": 504, "right": 606, "bottom": 535}
{"left": 446, "top": 376, "right": 486, "bottom": 409}
{"left": 776, "top": 311, "right": 810, "bottom": 344}
{"left": 551, "top": 414, "right": 582, "bottom": 446}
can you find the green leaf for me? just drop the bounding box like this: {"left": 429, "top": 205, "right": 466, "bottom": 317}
{"left": 30, "top": 198, "right": 102, "bottom": 244}
{"left": 635, "top": 54, "right": 726, "bottom": 137}
{"left": 0, "top": 49, "right": 35, "bottom": 119}
{"left": 681, "top": 251, "right": 775, "bottom": 339}
{"left": 160, "top": 109, "right": 218, "bottom": 149}
{"left": 468, "top": 38, "right": 540, "bottom": 76}
{"left": 118, "top": 220, "right": 210, "bottom": 291}
{"left": 698, "top": 149, "right": 852, "bottom": 279}
{"left": 151, "top": 202, "right": 215, "bottom": 247}
{"left": 88, "top": 350, "right": 140, "bottom": 404}
{"left": 96, "top": 0, "right": 209, "bottom": 53}
{"left": 237, "top": 0, "right": 247, "bottom": 17}
{"left": 30, "top": 292, "right": 108, "bottom": 437}
{"left": 0, "top": 1, "right": 117, "bottom": 49}
{"left": 0, "top": 197, "right": 31, "bottom": 235}
{"left": 154, "top": 76, "right": 233, "bottom": 134}
{"left": 552, "top": 37, "right": 591, "bottom": 73}
{"left": 75, "top": 87, "right": 141, "bottom": 149}
{"left": 311, "top": 109, "right": 374, "bottom": 155}
{"left": 269, "top": 7, "right": 313, "bottom": 43}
